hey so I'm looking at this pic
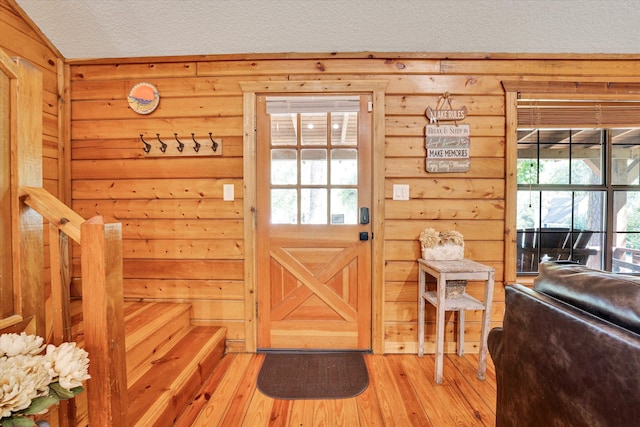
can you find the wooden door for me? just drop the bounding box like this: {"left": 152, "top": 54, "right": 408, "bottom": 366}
{"left": 256, "top": 94, "right": 372, "bottom": 350}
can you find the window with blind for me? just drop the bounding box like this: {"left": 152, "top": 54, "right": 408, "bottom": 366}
{"left": 515, "top": 101, "right": 640, "bottom": 275}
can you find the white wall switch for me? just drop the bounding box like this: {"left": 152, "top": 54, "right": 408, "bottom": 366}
{"left": 223, "top": 184, "right": 234, "bottom": 201}
{"left": 392, "top": 184, "right": 409, "bottom": 200}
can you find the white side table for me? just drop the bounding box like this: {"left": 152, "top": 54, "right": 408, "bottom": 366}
{"left": 417, "top": 258, "right": 495, "bottom": 384}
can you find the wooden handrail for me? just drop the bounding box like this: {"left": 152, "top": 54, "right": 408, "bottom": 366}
{"left": 19, "top": 186, "right": 127, "bottom": 426}
{"left": 19, "top": 186, "right": 84, "bottom": 243}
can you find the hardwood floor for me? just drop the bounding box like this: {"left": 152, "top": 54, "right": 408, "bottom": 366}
{"left": 179, "top": 353, "right": 496, "bottom": 426}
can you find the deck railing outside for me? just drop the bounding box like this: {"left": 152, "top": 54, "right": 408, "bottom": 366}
{"left": 613, "top": 247, "right": 640, "bottom": 273}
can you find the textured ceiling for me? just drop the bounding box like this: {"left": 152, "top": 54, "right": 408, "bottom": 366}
{"left": 14, "top": 0, "right": 640, "bottom": 60}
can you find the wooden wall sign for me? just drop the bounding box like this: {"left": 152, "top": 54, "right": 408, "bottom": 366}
{"left": 425, "top": 124, "right": 470, "bottom": 173}
{"left": 425, "top": 105, "right": 467, "bottom": 123}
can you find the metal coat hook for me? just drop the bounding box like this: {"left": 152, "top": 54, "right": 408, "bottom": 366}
{"left": 191, "top": 133, "right": 201, "bottom": 152}
{"left": 209, "top": 132, "right": 219, "bottom": 152}
{"left": 140, "top": 134, "right": 151, "bottom": 153}
{"left": 174, "top": 133, "right": 184, "bottom": 152}
{"left": 156, "top": 134, "right": 167, "bottom": 153}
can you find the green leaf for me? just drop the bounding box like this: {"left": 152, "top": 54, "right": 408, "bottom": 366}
{"left": 21, "top": 395, "right": 58, "bottom": 415}
{"left": 0, "top": 415, "right": 37, "bottom": 427}
{"left": 49, "top": 382, "right": 74, "bottom": 400}
{"left": 70, "top": 386, "right": 85, "bottom": 396}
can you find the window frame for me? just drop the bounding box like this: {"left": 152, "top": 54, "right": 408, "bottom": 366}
{"left": 503, "top": 81, "right": 640, "bottom": 283}
{"left": 515, "top": 128, "right": 640, "bottom": 274}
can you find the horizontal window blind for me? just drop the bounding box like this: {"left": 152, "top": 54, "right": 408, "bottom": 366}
{"left": 518, "top": 101, "right": 640, "bottom": 128}
{"left": 266, "top": 96, "right": 360, "bottom": 114}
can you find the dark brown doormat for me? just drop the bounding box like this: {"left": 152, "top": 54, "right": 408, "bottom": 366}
{"left": 257, "top": 351, "right": 369, "bottom": 400}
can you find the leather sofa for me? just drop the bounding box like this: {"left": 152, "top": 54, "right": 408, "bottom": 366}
{"left": 488, "top": 262, "right": 640, "bottom": 426}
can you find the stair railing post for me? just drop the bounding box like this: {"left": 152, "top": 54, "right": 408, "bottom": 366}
{"left": 49, "top": 224, "right": 74, "bottom": 427}
{"left": 81, "top": 216, "right": 127, "bottom": 426}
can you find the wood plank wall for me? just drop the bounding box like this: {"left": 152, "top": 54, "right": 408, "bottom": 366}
{"left": 64, "top": 53, "right": 640, "bottom": 354}
{"left": 5, "top": 0, "right": 640, "bottom": 354}
{"left": 1, "top": 0, "right": 66, "bottom": 339}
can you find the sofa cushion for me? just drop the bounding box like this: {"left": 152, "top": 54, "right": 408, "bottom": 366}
{"left": 533, "top": 262, "right": 640, "bottom": 334}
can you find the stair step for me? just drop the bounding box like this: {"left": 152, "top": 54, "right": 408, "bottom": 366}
{"left": 125, "top": 302, "right": 191, "bottom": 349}
{"left": 172, "top": 351, "right": 237, "bottom": 427}
{"left": 127, "top": 326, "right": 226, "bottom": 427}
{"left": 125, "top": 302, "right": 192, "bottom": 386}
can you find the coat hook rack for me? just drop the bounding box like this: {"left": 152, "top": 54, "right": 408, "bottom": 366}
{"left": 191, "top": 133, "right": 201, "bottom": 152}
{"left": 140, "top": 134, "right": 151, "bottom": 153}
{"left": 139, "top": 132, "right": 222, "bottom": 157}
{"left": 174, "top": 133, "right": 184, "bottom": 152}
{"left": 156, "top": 134, "right": 168, "bottom": 153}
{"left": 209, "top": 132, "right": 219, "bottom": 152}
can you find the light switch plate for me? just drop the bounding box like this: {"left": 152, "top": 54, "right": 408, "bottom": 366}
{"left": 392, "top": 184, "right": 409, "bottom": 200}
{"left": 223, "top": 184, "right": 234, "bottom": 201}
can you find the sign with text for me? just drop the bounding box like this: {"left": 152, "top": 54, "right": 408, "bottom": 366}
{"left": 425, "top": 105, "right": 467, "bottom": 123}
{"left": 425, "top": 124, "right": 470, "bottom": 173}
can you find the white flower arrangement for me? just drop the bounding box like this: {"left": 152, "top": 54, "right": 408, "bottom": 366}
{"left": 0, "top": 333, "right": 90, "bottom": 427}
{"left": 419, "top": 228, "right": 465, "bottom": 260}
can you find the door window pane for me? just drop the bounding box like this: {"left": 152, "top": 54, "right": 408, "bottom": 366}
{"left": 301, "top": 188, "right": 327, "bottom": 224}
{"left": 331, "top": 112, "right": 358, "bottom": 146}
{"left": 301, "top": 113, "right": 327, "bottom": 146}
{"left": 267, "top": 96, "right": 363, "bottom": 226}
{"left": 331, "top": 189, "right": 358, "bottom": 224}
{"left": 331, "top": 149, "right": 358, "bottom": 185}
{"left": 270, "top": 113, "right": 297, "bottom": 146}
{"left": 301, "top": 149, "right": 327, "bottom": 185}
{"left": 271, "top": 189, "right": 298, "bottom": 224}
{"left": 271, "top": 149, "right": 297, "bottom": 185}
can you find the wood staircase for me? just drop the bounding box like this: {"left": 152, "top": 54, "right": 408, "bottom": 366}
{"left": 72, "top": 300, "right": 227, "bottom": 426}
{"left": 16, "top": 186, "right": 227, "bottom": 425}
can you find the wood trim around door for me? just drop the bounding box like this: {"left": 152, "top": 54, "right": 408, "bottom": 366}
{"left": 240, "top": 80, "right": 388, "bottom": 353}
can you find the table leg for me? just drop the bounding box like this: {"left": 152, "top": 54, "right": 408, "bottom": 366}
{"left": 434, "top": 274, "right": 445, "bottom": 384}
{"left": 477, "top": 271, "right": 495, "bottom": 380}
{"left": 457, "top": 310, "right": 465, "bottom": 357}
{"left": 418, "top": 266, "right": 425, "bottom": 357}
